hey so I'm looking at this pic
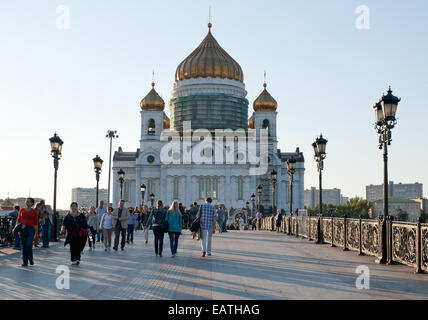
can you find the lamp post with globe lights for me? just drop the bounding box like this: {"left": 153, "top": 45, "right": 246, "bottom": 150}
{"left": 93, "top": 155, "right": 103, "bottom": 207}
{"left": 49, "top": 133, "right": 64, "bottom": 242}
{"left": 270, "top": 170, "right": 277, "bottom": 215}
{"left": 117, "top": 169, "right": 125, "bottom": 200}
{"left": 373, "top": 87, "right": 401, "bottom": 264}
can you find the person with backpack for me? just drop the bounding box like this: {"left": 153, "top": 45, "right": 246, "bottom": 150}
{"left": 165, "top": 201, "right": 183, "bottom": 257}
{"left": 146, "top": 200, "right": 166, "bottom": 257}
{"left": 127, "top": 208, "right": 138, "bottom": 244}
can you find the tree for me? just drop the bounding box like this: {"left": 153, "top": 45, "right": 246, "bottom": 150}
{"left": 396, "top": 209, "right": 409, "bottom": 222}
{"left": 306, "top": 197, "right": 371, "bottom": 219}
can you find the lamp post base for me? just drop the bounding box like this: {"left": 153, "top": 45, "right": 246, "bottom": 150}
{"left": 375, "top": 257, "right": 387, "bottom": 264}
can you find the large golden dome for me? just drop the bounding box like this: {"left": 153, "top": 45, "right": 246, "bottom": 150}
{"left": 175, "top": 24, "right": 244, "bottom": 82}
{"left": 140, "top": 82, "right": 165, "bottom": 111}
{"left": 253, "top": 83, "right": 277, "bottom": 112}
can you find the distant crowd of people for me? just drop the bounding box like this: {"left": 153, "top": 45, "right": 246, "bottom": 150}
{"left": 10, "top": 197, "right": 267, "bottom": 267}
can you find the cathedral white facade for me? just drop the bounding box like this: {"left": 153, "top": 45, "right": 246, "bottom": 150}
{"left": 112, "top": 23, "right": 305, "bottom": 214}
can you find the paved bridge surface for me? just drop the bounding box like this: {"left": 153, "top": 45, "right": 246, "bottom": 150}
{"left": 0, "top": 230, "right": 427, "bottom": 300}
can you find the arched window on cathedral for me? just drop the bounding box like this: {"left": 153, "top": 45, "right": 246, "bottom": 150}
{"left": 148, "top": 119, "right": 155, "bottom": 135}
{"left": 237, "top": 177, "right": 244, "bottom": 200}
{"left": 173, "top": 178, "right": 179, "bottom": 200}
{"left": 262, "top": 119, "right": 271, "bottom": 137}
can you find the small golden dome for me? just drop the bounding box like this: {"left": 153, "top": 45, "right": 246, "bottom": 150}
{"left": 175, "top": 24, "right": 244, "bottom": 82}
{"left": 163, "top": 114, "right": 170, "bottom": 129}
{"left": 248, "top": 114, "right": 254, "bottom": 129}
{"left": 140, "top": 82, "right": 165, "bottom": 111}
{"left": 253, "top": 83, "right": 277, "bottom": 112}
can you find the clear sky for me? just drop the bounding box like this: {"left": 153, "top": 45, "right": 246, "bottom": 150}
{"left": 1, "top": 0, "right": 427, "bottom": 209}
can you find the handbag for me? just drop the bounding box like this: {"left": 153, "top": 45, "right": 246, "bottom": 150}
{"left": 190, "top": 219, "right": 200, "bottom": 232}
{"left": 13, "top": 222, "right": 24, "bottom": 235}
{"left": 161, "top": 211, "right": 169, "bottom": 231}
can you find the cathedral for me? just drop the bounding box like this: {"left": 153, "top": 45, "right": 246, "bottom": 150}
{"left": 112, "top": 23, "right": 305, "bottom": 214}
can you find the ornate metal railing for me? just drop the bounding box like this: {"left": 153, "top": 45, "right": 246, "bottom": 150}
{"left": 391, "top": 222, "right": 417, "bottom": 267}
{"left": 261, "top": 214, "right": 428, "bottom": 274}
{"left": 0, "top": 215, "right": 66, "bottom": 248}
{"left": 0, "top": 216, "right": 13, "bottom": 247}
{"left": 422, "top": 224, "right": 428, "bottom": 272}
{"left": 361, "top": 219, "right": 379, "bottom": 257}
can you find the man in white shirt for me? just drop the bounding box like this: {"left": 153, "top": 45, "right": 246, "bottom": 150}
{"left": 96, "top": 201, "right": 107, "bottom": 242}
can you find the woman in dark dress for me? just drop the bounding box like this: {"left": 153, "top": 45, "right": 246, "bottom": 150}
{"left": 61, "top": 202, "right": 89, "bottom": 265}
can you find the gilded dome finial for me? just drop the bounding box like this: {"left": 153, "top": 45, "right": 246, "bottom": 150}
{"left": 141, "top": 74, "right": 165, "bottom": 111}
{"left": 253, "top": 73, "right": 277, "bottom": 112}
{"left": 208, "top": 6, "right": 212, "bottom": 30}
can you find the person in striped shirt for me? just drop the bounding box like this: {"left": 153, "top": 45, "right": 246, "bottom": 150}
{"left": 197, "top": 197, "right": 216, "bottom": 257}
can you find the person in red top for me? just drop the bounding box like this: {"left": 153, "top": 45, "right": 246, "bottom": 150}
{"left": 17, "top": 197, "right": 38, "bottom": 267}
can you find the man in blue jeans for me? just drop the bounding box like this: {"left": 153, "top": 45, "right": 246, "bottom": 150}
{"left": 197, "top": 197, "right": 216, "bottom": 257}
{"left": 9, "top": 205, "right": 21, "bottom": 250}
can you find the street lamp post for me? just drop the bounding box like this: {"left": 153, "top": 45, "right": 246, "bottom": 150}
{"left": 140, "top": 184, "right": 146, "bottom": 207}
{"left": 106, "top": 130, "right": 119, "bottom": 205}
{"left": 245, "top": 201, "right": 250, "bottom": 223}
{"left": 286, "top": 158, "right": 296, "bottom": 217}
{"left": 150, "top": 193, "right": 155, "bottom": 210}
{"left": 117, "top": 169, "right": 125, "bottom": 200}
{"left": 313, "top": 134, "right": 328, "bottom": 244}
{"left": 271, "top": 170, "right": 277, "bottom": 215}
{"left": 373, "top": 87, "right": 400, "bottom": 264}
{"left": 93, "top": 155, "right": 103, "bottom": 207}
{"left": 251, "top": 194, "right": 256, "bottom": 218}
{"left": 49, "top": 133, "right": 64, "bottom": 242}
{"left": 257, "top": 185, "right": 263, "bottom": 214}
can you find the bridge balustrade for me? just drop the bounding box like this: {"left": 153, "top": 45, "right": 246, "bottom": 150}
{"left": 260, "top": 213, "right": 428, "bottom": 274}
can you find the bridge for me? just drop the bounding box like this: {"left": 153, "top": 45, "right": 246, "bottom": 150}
{"left": 0, "top": 229, "right": 427, "bottom": 300}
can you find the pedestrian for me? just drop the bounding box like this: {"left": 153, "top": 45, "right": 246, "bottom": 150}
{"left": 146, "top": 200, "right": 166, "bottom": 257}
{"left": 61, "top": 202, "right": 89, "bottom": 265}
{"left": 17, "top": 198, "right": 38, "bottom": 267}
{"left": 166, "top": 201, "right": 183, "bottom": 257}
{"left": 188, "top": 202, "right": 200, "bottom": 240}
{"left": 127, "top": 208, "right": 137, "bottom": 244}
{"left": 133, "top": 207, "right": 140, "bottom": 233}
{"left": 251, "top": 217, "right": 257, "bottom": 231}
{"left": 178, "top": 203, "right": 187, "bottom": 230}
{"left": 275, "top": 210, "right": 282, "bottom": 232}
{"left": 239, "top": 217, "right": 244, "bottom": 230}
{"left": 39, "top": 200, "right": 52, "bottom": 248}
{"left": 86, "top": 206, "right": 98, "bottom": 251}
{"left": 256, "top": 211, "right": 262, "bottom": 230}
{"left": 9, "top": 205, "right": 21, "bottom": 250}
{"left": 98, "top": 206, "right": 114, "bottom": 251}
{"left": 216, "top": 206, "right": 225, "bottom": 233}
{"left": 34, "top": 202, "right": 42, "bottom": 248}
{"left": 140, "top": 205, "right": 150, "bottom": 244}
{"left": 112, "top": 200, "right": 130, "bottom": 251}
{"left": 222, "top": 205, "right": 228, "bottom": 232}
{"left": 197, "top": 197, "right": 216, "bottom": 257}
{"left": 96, "top": 200, "right": 107, "bottom": 243}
